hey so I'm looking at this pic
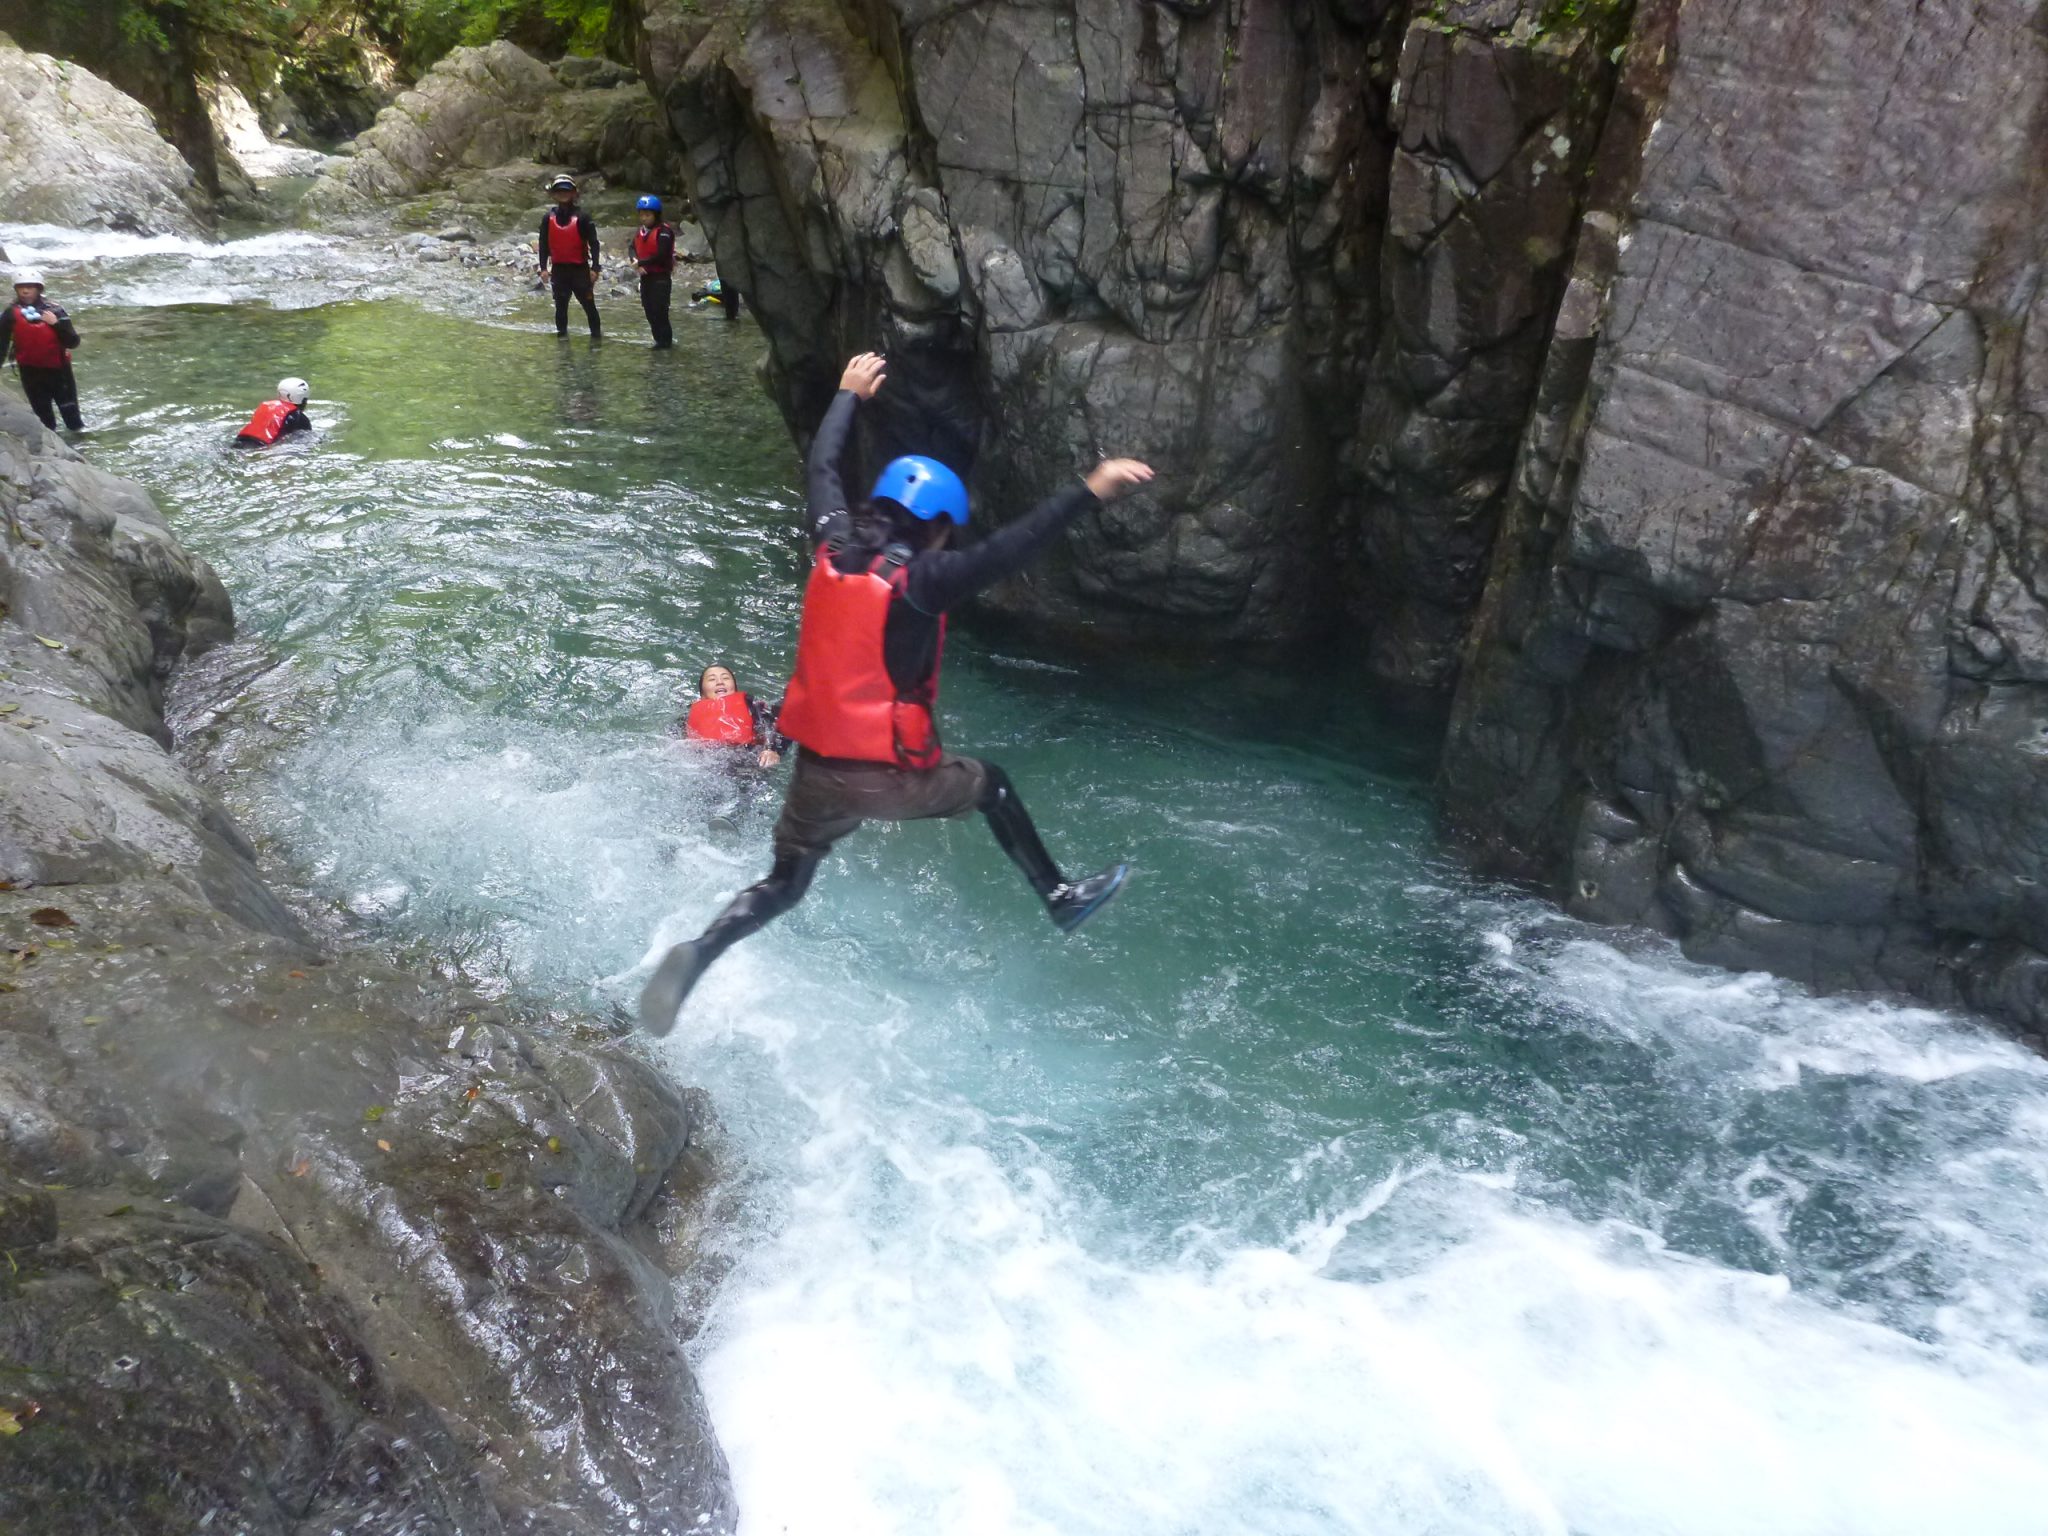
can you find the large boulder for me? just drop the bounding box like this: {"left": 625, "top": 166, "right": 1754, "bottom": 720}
{"left": 0, "top": 400, "right": 736, "bottom": 1533}
{"left": 306, "top": 41, "right": 679, "bottom": 214}
{"left": 1441, "top": 0, "right": 2048, "bottom": 1042}
{"left": 0, "top": 39, "right": 208, "bottom": 235}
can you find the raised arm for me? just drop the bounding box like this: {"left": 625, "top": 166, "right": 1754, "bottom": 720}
{"left": 805, "top": 352, "right": 887, "bottom": 544}
{"left": 905, "top": 459, "right": 1153, "bottom": 614}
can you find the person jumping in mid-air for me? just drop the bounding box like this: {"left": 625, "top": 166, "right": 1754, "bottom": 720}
{"left": 536, "top": 174, "right": 601, "bottom": 338}
{"left": 2, "top": 270, "right": 84, "bottom": 432}
{"left": 638, "top": 351, "right": 1153, "bottom": 1034}
{"left": 234, "top": 377, "right": 313, "bottom": 446}
{"left": 630, "top": 195, "right": 677, "bottom": 349}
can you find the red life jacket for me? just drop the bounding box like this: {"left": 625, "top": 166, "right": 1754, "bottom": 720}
{"left": 236, "top": 399, "right": 295, "bottom": 444}
{"left": 632, "top": 224, "right": 673, "bottom": 275}
{"left": 546, "top": 212, "right": 588, "bottom": 266}
{"left": 778, "top": 548, "right": 945, "bottom": 768}
{"left": 686, "top": 691, "right": 756, "bottom": 746}
{"left": 9, "top": 305, "right": 65, "bottom": 368}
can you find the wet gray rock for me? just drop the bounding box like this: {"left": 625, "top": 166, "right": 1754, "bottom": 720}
{"left": 0, "top": 406, "right": 736, "bottom": 1531}
{"left": 1442, "top": 0, "right": 2048, "bottom": 1044}
{"left": 0, "top": 39, "right": 208, "bottom": 236}
{"left": 629, "top": 0, "right": 1623, "bottom": 655}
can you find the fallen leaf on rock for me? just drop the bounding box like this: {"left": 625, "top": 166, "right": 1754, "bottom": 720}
{"left": 546, "top": 1136, "right": 562, "bottom": 1154}
{"left": 289, "top": 1157, "right": 310, "bottom": 1177}
{"left": 28, "top": 908, "right": 75, "bottom": 928}
{"left": 364, "top": 1105, "right": 386, "bottom": 1122}
{"left": 484, "top": 1170, "right": 503, "bottom": 1190}
{"left": 376, "top": 1139, "right": 392, "bottom": 1152}
{"left": 464, "top": 1084, "right": 480, "bottom": 1101}
{"left": 33, "top": 635, "right": 63, "bottom": 649}
{"left": 105, "top": 1204, "right": 133, "bottom": 1218}
{"left": 287, "top": 969, "right": 308, "bottom": 980}
{"left": 0, "top": 704, "right": 16, "bottom": 715}
{"left": 81, "top": 1016, "right": 103, "bottom": 1026}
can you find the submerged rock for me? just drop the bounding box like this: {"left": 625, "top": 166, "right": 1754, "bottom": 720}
{"left": 0, "top": 399, "right": 736, "bottom": 1530}
{"left": 0, "top": 39, "right": 208, "bottom": 236}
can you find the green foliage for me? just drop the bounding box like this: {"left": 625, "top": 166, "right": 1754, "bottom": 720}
{"left": 378, "top": 0, "right": 614, "bottom": 70}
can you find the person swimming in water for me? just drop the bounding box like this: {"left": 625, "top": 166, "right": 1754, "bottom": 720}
{"left": 679, "top": 662, "right": 785, "bottom": 830}
{"left": 638, "top": 351, "right": 1153, "bottom": 1035}
{"left": 234, "top": 377, "right": 312, "bottom": 446}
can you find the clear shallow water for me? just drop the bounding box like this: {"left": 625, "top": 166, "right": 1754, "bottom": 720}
{"left": 23, "top": 224, "right": 2048, "bottom": 1535}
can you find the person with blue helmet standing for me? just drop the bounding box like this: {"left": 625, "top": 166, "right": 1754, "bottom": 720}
{"left": 630, "top": 194, "right": 676, "bottom": 348}
{"left": 639, "top": 350, "right": 1154, "bottom": 1034}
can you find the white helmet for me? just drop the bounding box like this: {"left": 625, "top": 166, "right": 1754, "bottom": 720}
{"left": 12, "top": 269, "right": 46, "bottom": 290}
{"left": 277, "top": 377, "right": 310, "bottom": 406}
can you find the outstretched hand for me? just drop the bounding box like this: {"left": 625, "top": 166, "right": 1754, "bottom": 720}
{"left": 1084, "top": 458, "right": 1155, "bottom": 502}
{"left": 840, "top": 352, "right": 887, "bottom": 400}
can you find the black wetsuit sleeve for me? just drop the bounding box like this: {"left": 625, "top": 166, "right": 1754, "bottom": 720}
{"left": 53, "top": 307, "right": 79, "bottom": 351}
{"left": 0, "top": 309, "right": 12, "bottom": 354}
{"left": 582, "top": 213, "right": 600, "bottom": 268}
{"left": 282, "top": 407, "right": 311, "bottom": 434}
{"left": 806, "top": 389, "right": 860, "bottom": 546}
{"left": 657, "top": 225, "right": 674, "bottom": 273}
{"left": 903, "top": 483, "right": 1099, "bottom": 614}
{"left": 537, "top": 216, "right": 550, "bottom": 270}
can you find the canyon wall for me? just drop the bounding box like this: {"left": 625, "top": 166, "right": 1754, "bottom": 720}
{"left": 630, "top": 0, "right": 2048, "bottom": 1039}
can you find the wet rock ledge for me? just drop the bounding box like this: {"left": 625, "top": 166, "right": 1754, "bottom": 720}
{"left": 0, "top": 398, "right": 734, "bottom": 1533}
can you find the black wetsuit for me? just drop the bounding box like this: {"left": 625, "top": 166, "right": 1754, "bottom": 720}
{"left": 633, "top": 223, "right": 676, "bottom": 348}
{"left": 537, "top": 208, "right": 601, "bottom": 336}
{"left": 1, "top": 303, "right": 83, "bottom": 431}
{"left": 652, "top": 389, "right": 1109, "bottom": 1010}
{"left": 680, "top": 692, "right": 789, "bottom": 823}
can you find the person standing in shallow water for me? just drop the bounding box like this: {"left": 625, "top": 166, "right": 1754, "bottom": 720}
{"left": 638, "top": 351, "right": 1154, "bottom": 1034}
{"left": 536, "top": 174, "right": 601, "bottom": 338}
{"left": 2, "top": 270, "right": 84, "bottom": 432}
{"left": 630, "top": 195, "right": 676, "bottom": 349}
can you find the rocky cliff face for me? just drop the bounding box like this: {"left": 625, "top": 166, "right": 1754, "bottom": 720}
{"left": 634, "top": 0, "right": 2048, "bottom": 1038}
{"left": 0, "top": 401, "right": 735, "bottom": 1534}
{"left": 1442, "top": 0, "right": 2048, "bottom": 1044}
{"left": 626, "top": 0, "right": 1626, "bottom": 657}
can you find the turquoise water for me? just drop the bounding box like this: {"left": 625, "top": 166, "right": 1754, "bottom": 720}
{"left": 15, "top": 222, "right": 2048, "bottom": 1535}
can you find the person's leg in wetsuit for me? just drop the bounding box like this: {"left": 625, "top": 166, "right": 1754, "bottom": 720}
{"left": 641, "top": 274, "right": 673, "bottom": 348}
{"left": 638, "top": 753, "right": 1127, "bottom": 1034}
{"left": 552, "top": 265, "right": 600, "bottom": 337}
{"left": 16, "top": 366, "right": 60, "bottom": 430}
{"left": 53, "top": 364, "right": 83, "bottom": 430}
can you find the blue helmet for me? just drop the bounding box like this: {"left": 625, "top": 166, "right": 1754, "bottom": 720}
{"left": 871, "top": 455, "right": 969, "bottom": 525}
{"left": 636, "top": 194, "right": 662, "bottom": 213}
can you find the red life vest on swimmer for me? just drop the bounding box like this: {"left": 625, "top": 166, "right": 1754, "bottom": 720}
{"left": 685, "top": 691, "right": 756, "bottom": 746}
{"left": 546, "top": 212, "right": 588, "bottom": 266}
{"left": 631, "top": 224, "right": 673, "bottom": 276}
{"left": 778, "top": 546, "right": 945, "bottom": 768}
{"left": 237, "top": 399, "right": 295, "bottom": 445}
{"left": 8, "top": 305, "right": 65, "bottom": 368}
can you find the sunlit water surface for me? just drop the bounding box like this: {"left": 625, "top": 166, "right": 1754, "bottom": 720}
{"left": 17, "top": 222, "right": 2048, "bottom": 1535}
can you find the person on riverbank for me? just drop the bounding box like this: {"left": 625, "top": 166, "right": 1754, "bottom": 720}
{"left": 630, "top": 195, "right": 676, "bottom": 349}
{"left": 638, "top": 351, "right": 1152, "bottom": 1034}
{"left": 687, "top": 276, "right": 742, "bottom": 320}
{"left": 678, "top": 662, "right": 785, "bottom": 831}
{"left": 536, "top": 174, "right": 601, "bottom": 338}
{"left": 234, "top": 377, "right": 313, "bottom": 446}
{"left": 2, "top": 271, "right": 84, "bottom": 432}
